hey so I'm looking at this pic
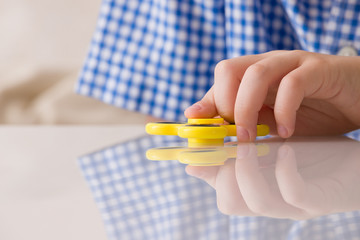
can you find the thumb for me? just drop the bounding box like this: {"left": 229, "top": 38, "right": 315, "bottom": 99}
{"left": 184, "top": 87, "right": 218, "bottom": 119}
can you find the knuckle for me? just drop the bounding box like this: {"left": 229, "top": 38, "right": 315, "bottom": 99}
{"left": 217, "top": 200, "right": 236, "bottom": 215}
{"left": 245, "top": 63, "right": 268, "bottom": 77}
{"left": 309, "top": 57, "right": 329, "bottom": 69}
{"left": 214, "top": 59, "right": 233, "bottom": 77}
{"left": 282, "top": 74, "right": 302, "bottom": 90}
{"left": 246, "top": 201, "right": 270, "bottom": 215}
{"left": 216, "top": 193, "right": 243, "bottom": 215}
{"left": 266, "top": 50, "right": 284, "bottom": 55}
{"left": 281, "top": 194, "right": 327, "bottom": 217}
{"left": 290, "top": 49, "right": 306, "bottom": 57}
{"left": 281, "top": 191, "right": 306, "bottom": 207}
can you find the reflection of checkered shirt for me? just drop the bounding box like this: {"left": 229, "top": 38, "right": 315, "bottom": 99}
{"left": 78, "top": 135, "right": 360, "bottom": 240}
{"left": 76, "top": 0, "right": 360, "bottom": 121}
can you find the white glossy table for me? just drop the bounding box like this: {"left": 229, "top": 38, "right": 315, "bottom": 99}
{"left": 1, "top": 126, "right": 359, "bottom": 240}
{"left": 0, "top": 126, "right": 145, "bottom": 240}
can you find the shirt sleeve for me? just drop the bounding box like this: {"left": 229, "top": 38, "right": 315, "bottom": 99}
{"left": 76, "top": 0, "right": 227, "bottom": 121}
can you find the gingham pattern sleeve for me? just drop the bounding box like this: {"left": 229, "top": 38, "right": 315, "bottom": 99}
{"left": 76, "top": 1, "right": 227, "bottom": 121}
{"left": 78, "top": 135, "right": 360, "bottom": 240}
{"left": 76, "top": 0, "right": 360, "bottom": 121}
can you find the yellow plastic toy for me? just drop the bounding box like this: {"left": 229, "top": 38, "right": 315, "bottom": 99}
{"left": 146, "top": 144, "right": 269, "bottom": 166}
{"left": 146, "top": 118, "right": 269, "bottom": 145}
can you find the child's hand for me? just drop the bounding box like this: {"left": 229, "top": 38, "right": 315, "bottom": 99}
{"left": 185, "top": 50, "right": 360, "bottom": 141}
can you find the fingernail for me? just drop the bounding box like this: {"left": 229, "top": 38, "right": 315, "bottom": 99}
{"left": 237, "top": 126, "right": 250, "bottom": 142}
{"left": 277, "top": 125, "right": 288, "bottom": 138}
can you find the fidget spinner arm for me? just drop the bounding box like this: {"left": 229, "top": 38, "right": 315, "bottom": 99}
{"left": 146, "top": 118, "right": 269, "bottom": 145}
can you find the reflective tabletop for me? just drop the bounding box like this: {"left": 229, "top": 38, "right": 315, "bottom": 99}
{"left": 1, "top": 126, "right": 360, "bottom": 240}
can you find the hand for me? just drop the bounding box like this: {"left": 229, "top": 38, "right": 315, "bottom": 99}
{"left": 185, "top": 50, "right": 360, "bottom": 141}
{"left": 185, "top": 137, "right": 360, "bottom": 220}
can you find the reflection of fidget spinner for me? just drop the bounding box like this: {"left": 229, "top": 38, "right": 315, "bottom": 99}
{"left": 146, "top": 144, "right": 269, "bottom": 166}
{"left": 146, "top": 118, "right": 269, "bottom": 145}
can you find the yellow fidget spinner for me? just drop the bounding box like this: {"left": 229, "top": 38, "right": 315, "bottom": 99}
{"left": 146, "top": 118, "right": 269, "bottom": 145}
{"left": 146, "top": 144, "right": 269, "bottom": 166}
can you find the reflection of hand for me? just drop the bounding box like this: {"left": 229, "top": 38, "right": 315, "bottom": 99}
{"left": 186, "top": 137, "right": 360, "bottom": 220}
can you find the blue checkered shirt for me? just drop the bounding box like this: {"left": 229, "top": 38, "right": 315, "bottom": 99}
{"left": 76, "top": 0, "right": 360, "bottom": 121}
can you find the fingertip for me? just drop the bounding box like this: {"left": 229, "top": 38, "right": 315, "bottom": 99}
{"left": 184, "top": 103, "right": 202, "bottom": 118}
{"left": 236, "top": 124, "right": 258, "bottom": 142}
{"left": 184, "top": 101, "right": 218, "bottom": 119}
{"left": 277, "top": 125, "right": 289, "bottom": 138}
{"left": 236, "top": 126, "right": 250, "bottom": 142}
{"left": 277, "top": 125, "right": 294, "bottom": 138}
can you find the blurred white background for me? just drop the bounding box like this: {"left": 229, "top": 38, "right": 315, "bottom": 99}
{"left": 0, "top": 0, "right": 145, "bottom": 124}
